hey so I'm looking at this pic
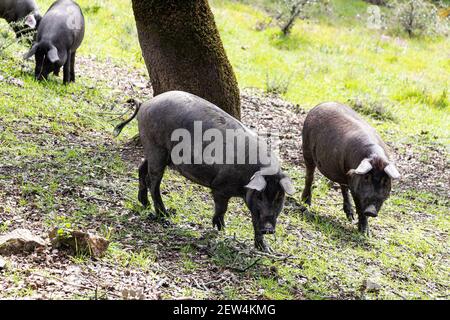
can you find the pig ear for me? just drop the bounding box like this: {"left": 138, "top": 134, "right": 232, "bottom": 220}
{"left": 280, "top": 176, "right": 296, "bottom": 196}
{"left": 354, "top": 158, "right": 373, "bottom": 175}
{"left": 24, "top": 43, "right": 38, "bottom": 60}
{"left": 25, "top": 14, "right": 37, "bottom": 29}
{"left": 245, "top": 171, "right": 267, "bottom": 192}
{"left": 47, "top": 46, "right": 60, "bottom": 64}
{"left": 384, "top": 163, "right": 401, "bottom": 179}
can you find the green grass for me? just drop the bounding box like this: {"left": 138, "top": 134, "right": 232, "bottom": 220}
{"left": 0, "top": 0, "right": 448, "bottom": 299}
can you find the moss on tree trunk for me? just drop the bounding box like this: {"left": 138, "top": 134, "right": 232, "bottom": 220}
{"left": 131, "top": 0, "right": 241, "bottom": 119}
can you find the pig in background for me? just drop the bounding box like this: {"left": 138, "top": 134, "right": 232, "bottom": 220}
{"left": 24, "top": 0, "right": 85, "bottom": 84}
{"left": 114, "top": 91, "right": 296, "bottom": 252}
{"left": 301, "top": 102, "right": 400, "bottom": 235}
{"left": 0, "top": 0, "right": 42, "bottom": 38}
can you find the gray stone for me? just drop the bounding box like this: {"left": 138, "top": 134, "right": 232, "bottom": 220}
{"left": 0, "top": 229, "right": 47, "bottom": 255}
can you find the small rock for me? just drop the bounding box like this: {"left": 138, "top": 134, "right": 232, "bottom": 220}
{"left": 49, "top": 228, "right": 109, "bottom": 258}
{"left": 0, "top": 256, "right": 6, "bottom": 270}
{"left": 0, "top": 229, "right": 47, "bottom": 255}
{"left": 362, "top": 279, "right": 382, "bottom": 293}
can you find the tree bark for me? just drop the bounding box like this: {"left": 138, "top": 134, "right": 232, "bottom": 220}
{"left": 131, "top": 0, "right": 241, "bottom": 119}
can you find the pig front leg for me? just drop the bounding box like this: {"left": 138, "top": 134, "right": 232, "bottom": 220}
{"left": 358, "top": 214, "right": 370, "bottom": 236}
{"left": 340, "top": 185, "right": 354, "bottom": 221}
{"left": 301, "top": 161, "right": 316, "bottom": 206}
{"left": 138, "top": 160, "right": 149, "bottom": 207}
{"left": 212, "top": 193, "right": 230, "bottom": 231}
{"left": 251, "top": 216, "right": 272, "bottom": 253}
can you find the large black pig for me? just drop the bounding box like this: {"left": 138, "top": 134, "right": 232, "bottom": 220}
{"left": 114, "top": 91, "right": 296, "bottom": 252}
{"left": 301, "top": 102, "right": 400, "bottom": 235}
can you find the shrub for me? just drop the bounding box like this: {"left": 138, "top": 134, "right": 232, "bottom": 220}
{"left": 388, "top": 0, "right": 449, "bottom": 37}
{"left": 348, "top": 97, "right": 397, "bottom": 122}
{"left": 265, "top": 72, "right": 292, "bottom": 95}
{"left": 276, "top": 0, "right": 321, "bottom": 35}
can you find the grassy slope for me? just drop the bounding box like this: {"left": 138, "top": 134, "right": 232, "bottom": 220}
{"left": 212, "top": 0, "right": 449, "bottom": 143}
{"left": 0, "top": 0, "right": 449, "bottom": 299}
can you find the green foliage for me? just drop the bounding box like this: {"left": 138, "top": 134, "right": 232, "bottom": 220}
{"left": 348, "top": 96, "right": 397, "bottom": 121}
{"left": 277, "top": 0, "right": 322, "bottom": 35}
{"left": 0, "top": 20, "right": 35, "bottom": 54}
{"left": 265, "top": 71, "right": 292, "bottom": 94}
{"left": 387, "top": 0, "right": 449, "bottom": 37}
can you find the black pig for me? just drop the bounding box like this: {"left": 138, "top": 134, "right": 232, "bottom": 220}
{"left": 301, "top": 102, "right": 400, "bottom": 235}
{"left": 23, "top": 0, "right": 84, "bottom": 84}
{"left": 0, "top": 0, "right": 42, "bottom": 37}
{"left": 114, "top": 91, "right": 296, "bottom": 252}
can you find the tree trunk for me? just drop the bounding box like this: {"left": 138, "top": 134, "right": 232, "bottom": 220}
{"left": 131, "top": 0, "right": 241, "bottom": 119}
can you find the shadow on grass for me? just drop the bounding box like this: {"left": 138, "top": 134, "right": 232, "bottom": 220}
{"left": 285, "top": 197, "right": 373, "bottom": 249}
{"left": 114, "top": 205, "right": 275, "bottom": 278}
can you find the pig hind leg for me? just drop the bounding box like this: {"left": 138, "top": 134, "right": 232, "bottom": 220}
{"left": 340, "top": 185, "right": 354, "bottom": 221}
{"left": 212, "top": 193, "right": 230, "bottom": 231}
{"left": 63, "top": 51, "right": 71, "bottom": 84}
{"left": 146, "top": 147, "right": 170, "bottom": 217}
{"left": 138, "top": 160, "right": 149, "bottom": 207}
{"left": 70, "top": 52, "right": 76, "bottom": 82}
{"left": 301, "top": 157, "right": 316, "bottom": 206}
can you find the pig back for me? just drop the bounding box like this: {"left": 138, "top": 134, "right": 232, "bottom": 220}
{"left": 138, "top": 91, "right": 252, "bottom": 149}
{"left": 38, "top": 0, "right": 84, "bottom": 50}
{"left": 137, "top": 91, "right": 273, "bottom": 190}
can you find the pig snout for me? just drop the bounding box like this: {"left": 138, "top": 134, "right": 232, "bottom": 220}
{"left": 260, "top": 222, "right": 275, "bottom": 235}
{"left": 364, "top": 204, "right": 378, "bottom": 217}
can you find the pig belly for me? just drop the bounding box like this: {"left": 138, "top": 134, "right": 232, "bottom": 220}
{"left": 312, "top": 150, "right": 347, "bottom": 185}
{"left": 170, "top": 163, "right": 218, "bottom": 189}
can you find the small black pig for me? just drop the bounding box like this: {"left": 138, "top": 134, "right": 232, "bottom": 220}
{"left": 114, "top": 91, "right": 296, "bottom": 252}
{"left": 0, "top": 0, "right": 42, "bottom": 37}
{"left": 301, "top": 102, "right": 400, "bottom": 235}
{"left": 23, "top": 0, "right": 84, "bottom": 84}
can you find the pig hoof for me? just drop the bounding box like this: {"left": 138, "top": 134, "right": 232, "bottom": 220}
{"left": 301, "top": 193, "right": 311, "bottom": 206}
{"left": 138, "top": 193, "right": 149, "bottom": 207}
{"left": 212, "top": 216, "right": 225, "bottom": 231}
{"left": 167, "top": 208, "right": 177, "bottom": 216}
{"left": 345, "top": 209, "right": 355, "bottom": 221}
{"left": 255, "top": 239, "right": 272, "bottom": 253}
{"left": 161, "top": 219, "right": 171, "bottom": 228}
{"left": 358, "top": 225, "right": 370, "bottom": 237}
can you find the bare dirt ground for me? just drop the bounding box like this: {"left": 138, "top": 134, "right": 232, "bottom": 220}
{"left": 0, "top": 57, "right": 448, "bottom": 299}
